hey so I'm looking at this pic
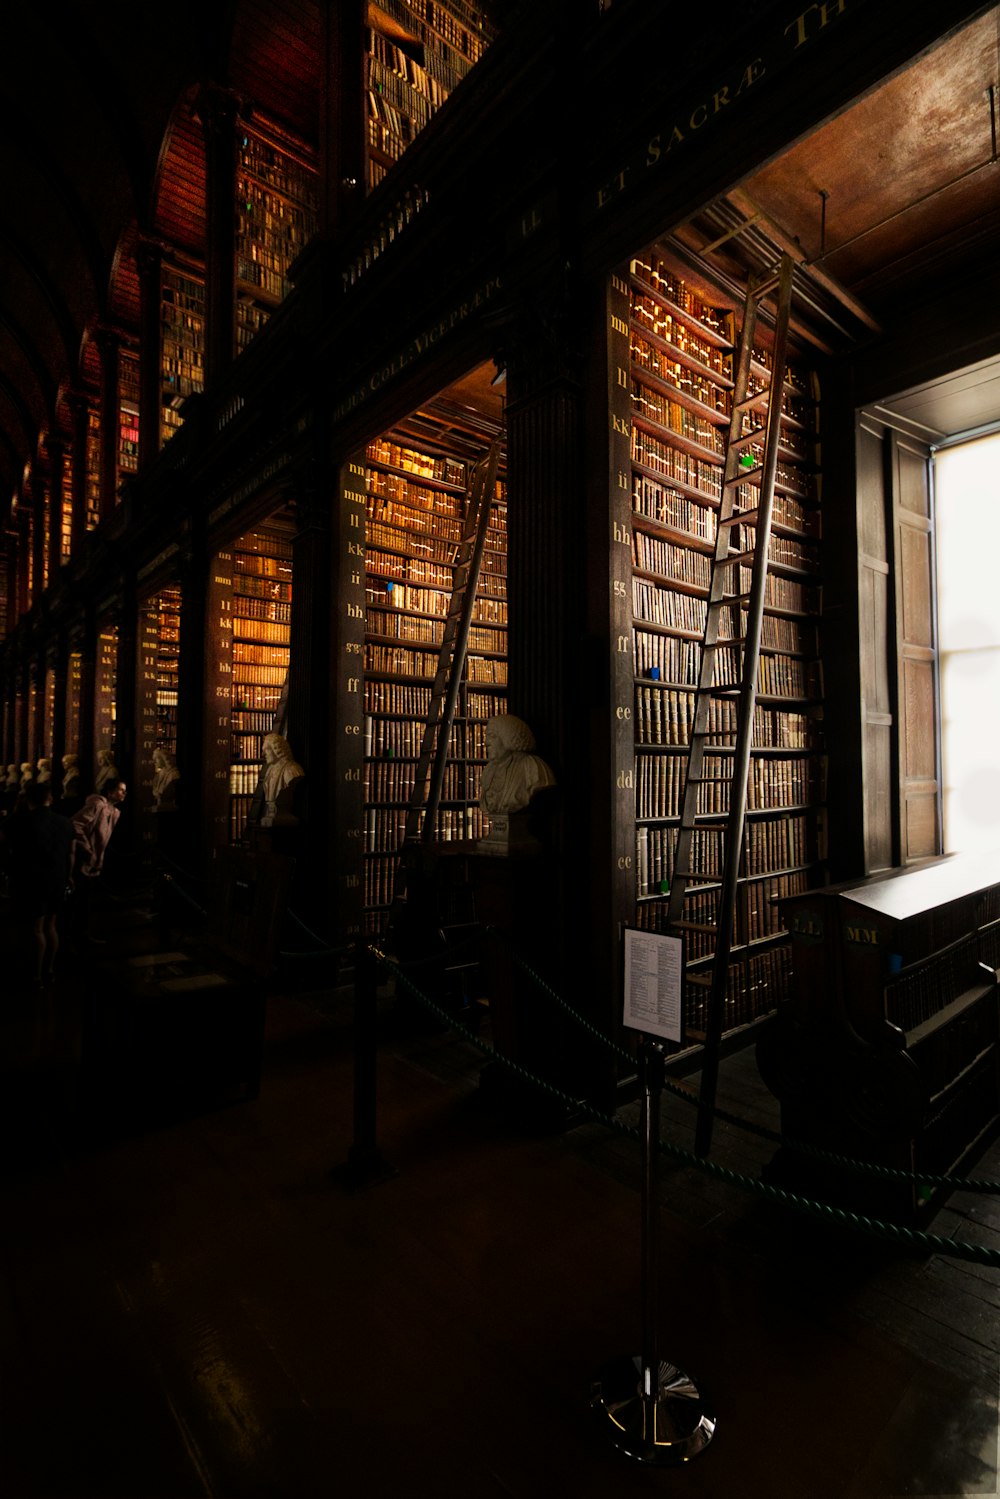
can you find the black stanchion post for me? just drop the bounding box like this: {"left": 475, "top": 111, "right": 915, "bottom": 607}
{"left": 331, "top": 941, "right": 396, "bottom": 1191}
{"left": 590, "top": 1037, "right": 716, "bottom": 1465}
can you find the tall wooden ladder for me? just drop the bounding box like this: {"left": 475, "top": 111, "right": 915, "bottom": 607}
{"left": 664, "top": 253, "right": 795, "bottom": 1155}
{"left": 391, "top": 437, "right": 501, "bottom": 907}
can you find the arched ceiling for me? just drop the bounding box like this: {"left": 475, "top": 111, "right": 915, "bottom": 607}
{"left": 0, "top": 0, "right": 323, "bottom": 506}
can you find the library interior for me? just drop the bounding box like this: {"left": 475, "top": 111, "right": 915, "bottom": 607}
{"left": 1, "top": 2, "right": 1000, "bottom": 1494}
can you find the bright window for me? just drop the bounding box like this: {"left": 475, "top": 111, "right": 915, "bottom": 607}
{"left": 937, "top": 431, "right": 1000, "bottom": 853}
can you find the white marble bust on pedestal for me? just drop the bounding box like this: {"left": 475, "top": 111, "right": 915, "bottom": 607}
{"left": 479, "top": 714, "right": 555, "bottom": 855}
{"left": 260, "top": 732, "right": 305, "bottom": 827}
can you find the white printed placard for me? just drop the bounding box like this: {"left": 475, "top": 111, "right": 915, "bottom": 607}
{"left": 623, "top": 928, "right": 682, "bottom": 1042}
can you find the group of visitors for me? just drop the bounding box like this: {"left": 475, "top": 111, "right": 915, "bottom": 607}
{"left": 0, "top": 767, "right": 127, "bottom": 988}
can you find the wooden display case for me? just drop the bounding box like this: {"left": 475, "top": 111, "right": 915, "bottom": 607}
{"left": 772, "top": 853, "right": 1000, "bottom": 1220}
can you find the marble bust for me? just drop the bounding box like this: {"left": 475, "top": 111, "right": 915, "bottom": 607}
{"left": 36, "top": 757, "right": 52, "bottom": 785}
{"left": 95, "top": 747, "right": 119, "bottom": 792}
{"left": 152, "top": 748, "right": 180, "bottom": 811}
{"left": 260, "top": 732, "right": 304, "bottom": 826}
{"left": 480, "top": 714, "right": 556, "bottom": 816}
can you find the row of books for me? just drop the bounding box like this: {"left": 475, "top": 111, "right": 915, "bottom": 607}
{"left": 230, "top": 662, "right": 286, "bottom": 687}
{"left": 632, "top": 427, "right": 723, "bottom": 497}
{"left": 629, "top": 258, "right": 731, "bottom": 339}
{"left": 683, "top": 945, "right": 793, "bottom": 1035}
{"left": 362, "top": 680, "right": 505, "bottom": 720}
{"left": 238, "top": 131, "right": 317, "bottom": 208}
{"left": 633, "top": 577, "right": 708, "bottom": 632}
{"left": 366, "top": 520, "right": 458, "bottom": 565}
{"left": 366, "top": 760, "right": 483, "bottom": 808}
{"left": 631, "top": 305, "right": 732, "bottom": 378}
{"left": 232, "top": 641, "right": 290, "bottom": 666}
{"left": 232, "top": 612, "right": 291, "bottom": 641}
{"left": 367, "top": 498, "right": 462, "bottom": 544}
{"left": 884, "top": 932, "right": 982, "bottom": 1034}
{"left": 235, "top": 593, "right": 293, "bottom": 623}
{"left": 631, "top": 333, "right": 731, "bottom": 411}
{"left": 233, "top": 553, "right": 293, "bottom": 579}
{"left": 632, "top": 385, "right": 726, "bottom": 453}
{"left": 364, "top": 579, "right": 508, "bottom": 625}
{"left": 231, "top": 733, "right": 267, "bottom": 762}
{"left": 232, "top": 709, "right": 279, "bottom": 733}
{"left": 636, "top": 812, "right": 813, "bottom": 894}
{"left": 634, "top": 752, "right": 816, "bottom": 821}
{"left": 367, "top": 437, "right": 466, "bottom": 486}
{"left": 229, "top": 763, "right": 262, "bottom": 795}
{"left": 635, "top": 687, "right": 813, "bottom": 747}
{"left": 632, "top": 532, "right": 711, "bottom": 583}
{"left": 368, "top": 466, "right": 464, "bottom": 516}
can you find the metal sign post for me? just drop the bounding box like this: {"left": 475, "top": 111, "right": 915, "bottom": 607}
{"left": 592, "top": 934, "right": 716, "bottom": 1464}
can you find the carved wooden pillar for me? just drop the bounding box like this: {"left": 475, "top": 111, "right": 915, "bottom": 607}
{"left": 29, "top": 657, "right": 45, "bottom": 763}
{"left": 199, "top": 85, "right": 240, "bottom": 384}
{"left": 136, "top": 238, "right": 164, "bottom": 472}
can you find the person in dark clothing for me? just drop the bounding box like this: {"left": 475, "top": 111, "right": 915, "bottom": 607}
{"left": 4, "top": 780, "right": 76, "bottom": 986}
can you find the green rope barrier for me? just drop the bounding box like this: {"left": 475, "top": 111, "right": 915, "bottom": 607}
{"left": 370, "top": 943, "right": 1000, "bottom": 1269}
{"left": 484, "top": 926, "right": 1000, "bottom": 1197}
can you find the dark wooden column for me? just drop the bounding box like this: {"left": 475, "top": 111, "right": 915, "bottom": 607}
{"left": 136, "top": 238, "right": 164, "bottom": 474}
{"left": 318, "top": 0, "right": 366, "bottom": 234}
{"left": 30, "top": 657, "right": 45, "bottom": 763}
{"left": 114, "top": 576, "right": 140, "bottom": 849}
{"left": 76, "top": 608, "right": 97, "bottom": 796}
{"left": 286, "top": 473, "right": 334, "bottom": 930}
{"left": 95, "top": 328, "right": 121, "bottom": 522}
{"left": 30, "top": 476, "right": 47, "bottom": 607}
{"left": 199, "top": 85, "right": 240, "bottom": 385}
{"left": 51, "top": 630, "right": 68, "bottom": 779}
{"left": 66, "top": 391, "right": 90, "bottom": 555}
{"left": 46, "top": 436, "right": 66, "bottom": 583}
{"left": 16, "top": 505, "right": 30, "bottom": 618}
{"left": 502, "top": 298, "right": 615, "bottom": 1102}
{"left": 174, "top": 527, "right": 210, "bottom": 875}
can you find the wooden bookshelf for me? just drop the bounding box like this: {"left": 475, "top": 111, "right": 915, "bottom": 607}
{"left": 161, "top": 262, "right": 205, "bottom": 446}
{"left": 776, "top": 855, "right": 1000, "bottom": 1220}
{"left": 94, "top": 624, "right": 118, "bottom": 769}
{"left": 229, "top": 523, "right": 293, "bottom": 843}
{"left": 118, "top": 349, "right": 140, "bottom": 492}
{"left": 235, "top": 119, "right": 318, "bottom": 351}
{"left": 60, "top": 462, "right": 73, "bottom": 564}
{"left": 362, "top": 424, "right": 507, "bottom": 934}
{"left": 622, "top": 249, "right": 826, "bottom": 1050}
{"left": 65, "top": 649, "right": 82, "bottom": 755}
{"left": 365, "top": 1, "right": 495, "bottom": 190}
{"left": 85, "top": 407, "right": 101, "bottom": 531}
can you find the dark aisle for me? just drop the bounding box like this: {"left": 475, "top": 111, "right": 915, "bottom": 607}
{"left": 1, "top": 886, "right": 999, "bottom": 1498}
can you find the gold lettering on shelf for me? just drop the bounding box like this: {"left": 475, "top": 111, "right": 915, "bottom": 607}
{"left": 613, "top": 579, "right": 627, "bottom": 598}
{"left": 616, "top": 769, "right": 634, "bottom": 789}
{"left": 612, "top": 521, "right": 629, "bottom": 544}
{"left": 785, "top": 0, "right": 847, "bottom": 48}
{"left": 610, "top": 314, "right": 628, "bottom": 338}
{"left": 616, "top": 365, "right": 628, "bottom": 388}
{"left": 347, "top": 677, "right": 360, "bottom": 693}
{"left": 615, "top": 705, "right": 632, "bottom": 721}
{"left": 611, "top": 414, "right": 629, "bottom": 436}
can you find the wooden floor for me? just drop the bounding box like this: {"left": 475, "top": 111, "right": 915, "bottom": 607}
{"left": 3, "top": 885, "right": 1000, "bottom": 1498}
